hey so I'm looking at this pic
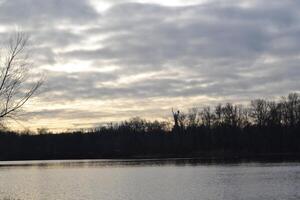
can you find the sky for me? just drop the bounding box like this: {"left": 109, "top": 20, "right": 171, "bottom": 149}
{"left": 0, "top": 0, "right": 299, "bottom": 131}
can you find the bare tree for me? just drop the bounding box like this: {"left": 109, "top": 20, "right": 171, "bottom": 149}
{"left": 187, "top": 108, "right": 199, "bottom": 127}
{"left": 281, "top": 93, "right": 299, "bottom": 127}
{"left": 0, "top": 33, "right": 43, "bottom": 122}
{"left": 172, "top": 108, "right": 180, "bottom": 129}
{"left": 250, "top": 99, "right": 269, "bottom": 126}
{"left": 200, "top": 106, "right": 214, "bottom": 128}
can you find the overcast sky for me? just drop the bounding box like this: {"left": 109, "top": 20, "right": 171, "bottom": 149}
{"left": 0, "top": 0, "right": 299, "bottom": 131}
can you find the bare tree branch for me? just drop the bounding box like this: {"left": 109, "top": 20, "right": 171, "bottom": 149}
{"left": 0, "top": 32, "right": 43, "bottom": 122}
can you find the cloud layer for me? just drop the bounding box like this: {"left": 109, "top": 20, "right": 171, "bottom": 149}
{"left": 0, "top": 0, "right": 299, "bottom": 130}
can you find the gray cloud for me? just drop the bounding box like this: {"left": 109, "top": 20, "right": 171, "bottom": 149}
{"left": 65, "top": 3, "right": 271, "bottom": 70}
{"left": 59, "top": 1, "right": 300, "bottom": 102}
{"left": 0, "top": 0, "right": 99, "bottom": 25}
{"left": 1, "top": 0, "right": 300, "bottom": 128}
{"left": 39, "top": 70, "right": 118, "bottom": 102}
{"left": 31, "top": 1, "right": 300, "bottom": 103}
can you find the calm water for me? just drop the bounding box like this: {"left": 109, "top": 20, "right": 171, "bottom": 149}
{"left": 0, "top": 159, "right": 300, "bottom": 200}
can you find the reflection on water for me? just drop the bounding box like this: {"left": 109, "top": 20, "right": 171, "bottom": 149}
{"left": 0, "top": 158, "right": 205, "bottom": 168}
{"left": 0, "top": 159, "right": 300, "bottom": 200}
{"left": 0, "top": 158, "right": 245, "bottom": 168}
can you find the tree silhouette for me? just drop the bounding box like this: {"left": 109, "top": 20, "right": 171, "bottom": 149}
{"left": 0, "top": 32, "right": 43, "bottom": 122}
{"left": 0, "top": 93, "right": 300, "bottom": 161}
{"left": 172, "top": 108, "right": 180, "bottom": 130}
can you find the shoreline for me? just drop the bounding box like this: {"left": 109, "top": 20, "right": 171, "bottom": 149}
{"left": 1, "top": 153, "right": 300, "bottom": 164}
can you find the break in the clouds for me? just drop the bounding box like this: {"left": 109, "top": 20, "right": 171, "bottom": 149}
{"left": 0, "top": 0, "right": 299, "bottom": 130}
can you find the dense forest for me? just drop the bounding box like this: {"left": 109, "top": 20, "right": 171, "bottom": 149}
{"left": 1, "top": 93, "right": 300, "bottom": 161}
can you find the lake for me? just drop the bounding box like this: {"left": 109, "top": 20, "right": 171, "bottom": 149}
{"left": 0, "top": 159, "right": 299, "bottom": 200}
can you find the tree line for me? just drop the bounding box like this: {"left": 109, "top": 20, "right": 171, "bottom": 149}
{"left": 0, "top": 93, "right": 300, "bottom": 161}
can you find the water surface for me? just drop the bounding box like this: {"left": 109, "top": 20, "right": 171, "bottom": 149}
{"left": 0, "top": 159, "right": 299, "bottom": 200}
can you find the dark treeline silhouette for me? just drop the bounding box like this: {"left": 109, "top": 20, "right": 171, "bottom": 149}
{"left": 1, "top": 93, "right": 300, "bottom": 161}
